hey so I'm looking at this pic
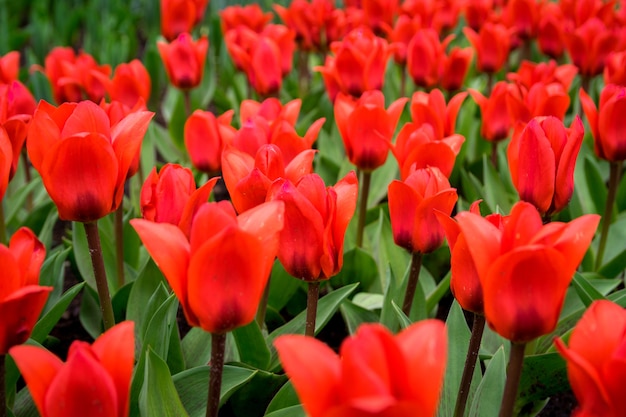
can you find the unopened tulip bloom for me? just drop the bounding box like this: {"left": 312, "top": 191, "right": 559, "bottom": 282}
{"left": 469, "top": 81, "right": 514, "bottom": 142}
{"left": 506, "top": 82, "right": 571, "bottom": 124}
{"left": 184, "top": 109, "right": 236, "bottom": 174}
{"left": 160, "top": 0, "right": 209, "bottom": 41}
{"left": 507, "top": 116, "right": 583, "bottom": 216}
{"left": 406, "top": 29, "right": 452, "bottom": 89}
{"left": 604, "top": 51, "right": 626, "bottom": 86}
{"left": 274, "top": 0, "right": 336, "bottom": 52}
{"left": 439, "top": 46, "right": 473, "bottom": 92}
{"left": 564, "top": 17, "right": 617, "bottom": 78}
{"left": 27, "top": 100, "right": 153, "bottom": 222}
{"left": 537, "top": 3, "right": 566, "bottom": 59}
{"left": 456, "top": 201, "right": 599, "bottom": 343}
{"left": 410, "top": 89, "right": 467, "bottom": 140}
{"left": 334, "top": 90, "right": 407, "bottom": 171}
{"left": 580, "top": 84, "right": 626, "bottom": 162}
{"left": 555, "top": 300, "right": 626, "bottom": 417}
{"left": 268, "top": 172, "right": 358, "bottom": 281}
{"left": 0, "top": 227, "right": 51, "bottom": 354}
{"left": 157, "top": 33, "right": 209, "bottom": 90}
{"left": 10, "top": 321, "right": 135, "bottom": 417}
{"left": 275, "top": 320, "right": 447, "bottom": 417}
{"left": 507, "top": 59, "right": 578, "bottom": 91}
{"left": 107, "top": 59, "right": 151, "bottom": 110}
{"left": 389, "top": 167, "right": 458, "bottom": 254}
{"left": 463, "top": 23, "right": 512, "bottom": 74}
{"left": 0, "top": 51, "right": 19, "bottom": 83}
{"left": 132, "top": 200, "right": 284, "bottom": 333}
{"left": 220, "top": 3, "right": 273, "bottom": 33}
{"left": 140, "top": 163, "right": 217, "bottom": 237}
{"left": 222, "top": 144, "right": 316, "bottom": 213}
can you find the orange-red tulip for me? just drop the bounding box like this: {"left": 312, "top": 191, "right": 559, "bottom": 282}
{"left": 316, "top": 27, "right": 393, "bottom": 100}
{"left": 275, "top": 320, "right": 447, "bottom": 417}
{"left": 507, "top": 60, "right": 578, "bottom": 91}
{"left": 469, "top": 81, "right": 514, "bottom": 142}
{"left": 220, "top": 4, "right": 273, "bottom": 34}
{"left": 160, "top": 0, "right": 209, "bottom": 41}
{"left": 406, "top": 29, "right": 452, "bottom": 89}
{"left": 389, "top": 167, "right": 458, "bottom": 254}
{"left": 410, "top": 89, "right": 467, "bottom": 140}
{"left": 0, "top": 227, "right": 51, "bottom": 354}
{"left": 0, "top": 51, "right": 19, "bottom": 84}
{"left": 537, "top": 2, "right": 566, "bottom": 59}
{"left": 222, "top": 144, "right": 316, "bottom": 214}
{"left": 10, "top": 321, "right": 134, "bottom": 417}
{"left": 387, "top": 14, "right": 422, "bottom": 66}
{"left": 274, "top": 0, "right": 336, "bottom": 52}
{"left": 184, "top": 109, "right": 236, "bottom": 173}
{"left": 107, "top": 59, "right": 151, "bottom": 110}
{"left": 402, "top": 0, "right": 461, "bottom": 34}
{"left": 132, "top": 200, "right": 284, "bottom": 333}
{"left": 507, "top": 116, "right": 584, "bottom": 216}
{"left": 0, "top": 80, "right": 36, "bottom": 179}
{"left": 580, "top": 84, "right": 626, "bottom": 162}
{"left": 455, "top": 201, "right": 599, "bottom": 343}
{"left": 157, "top": 33, "right": 209, "bottom": 90}
{"left": 240, "top": 97, "right": 301, "bottom": 129}
{"left": 140, "top": 163, "right": 217, "bottom": 237}
{"left": 439, "top": 46, "right": 473, "bottom": 92}
{"left": 463, "top": 22, "right": 512, "bottom": 74}
{"left": 463, "top": 0, "right": 494, "bottom": 31}
{"left": 0, "top": 127, "right": 11, "bottom": 201}
{"left": 502, "top": 0, "right": 540, "bottom": 41}
{"left": 334, "top": 90, "right": 407, "bottom": 171}
{"left": 361, "top": 0, "right": 400, "bottom": 34}
{"left": 27, "top": 100, "right": 153, "bottom": 222}
{"left": 555, "top": 300, "right": 626, "bottom": 417}
{"left": 267, "top": 171, "right": 358, "bottom": 281}
{"left": 564, "top": 17, "right": 617, "bottom": 77}
{"left": 604, "top": 50, "right": 626, "bottom": 86}
{"left": 506, "top": 82, "right": 571, "bottom": 124}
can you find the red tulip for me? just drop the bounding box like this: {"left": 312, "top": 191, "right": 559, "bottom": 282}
{"left": 580, "top": 84, "right": 626, "bottom": 162}
{"left": 507, "top": 116, "right": 584, "bottom": 216}
{"left": 387, "top": 14, "right": 422, "bottom": 66}
{"left": 401, "top": 0, "right": 461, "bottom": 34}
{"left": 469, "top": 81, "right": 514, "bottom": 142}
{"left": 160, "top": 0, "right": 209, "bottom": 41}
{"left": 184, "top": 109, "right": 236, "bottom": 173}
{"left": 316, "top": 27, "right": 393, "bottom": 100}
{"left": 157, "top": 33, "right": 209, "bottom": 90}
{"left": 604, "top": 50, "right": 626, "bottom": 86}
{"left": 506, "top": 82, "right": 571, "bottom": 124}
{"left": 140, "top": 163, "right": 217, "bottom": 237}
{"left": 0, "top": 127, "right": 12, "bottom": 201}
{"left": 0, "top": 227, "right": 51, "bottom": 354}
{"left": 132, "top": 200, "right": 284, "bottom": 333}
{"left": 439, "top": 46, "right": 473, "bottom": 92}
{"left": 537, "top": 2, "right": 566, "bottom": 59}
{"left": 555, "top": 300, "right": 626, "bottom": 417}
{"left": 392, "top": 123, "right": 464, "bottom": 180}
{"left": 564, "top": 17, "right": 617, "bottom": 77}
{"left": 10, "top": 321, "right": 135, "bottom": 417}
{"left": 275, "top": 320, "right": 447, "bottom": 417}
{"left": 507, "top": 59, "right": 578, "bottom": 91}
{"left": 463, "top": 22, "right": 512, "bottom": 74}
{"left": 455, "top": 201, "right": 599, "bottom": 343}
{"left": 406, "top": 29, "right": 453, "bottom": 89}
{"left": 267, "top": 171, "right": 358, "bottom": 281}
{"left": 240, "top": 97, "right": 301, "bottom": 129}
{"left": 502, "top": 0, "right": 541, "bottom": 41}
{"left": 334, "top": 90, "right": 407, "bottom": 171}
{"left": 107, "top": 59, "right": 151, "bottom": 110}
{"left": 410, "top": 89, "right": 467, "bottom": 140}
{"left": 0, "top": 51, "right": 19, "bottom": 84}
{"left": 361, "top": 0, "right": 400, "bottom": 34}
{"left": 222, "top": 144, "right": 316, "bottom": 213}
{"left": 220, "top": 4, "right": 273, "bottom": 34}
{"left": 389, "top": 167, "right": 458, "bottom": 254}
{"left": 27, "top": 100, "right": 153, "bottom": 222}
{"left": 274, "top": 0, "right": 336, "bottom": 52}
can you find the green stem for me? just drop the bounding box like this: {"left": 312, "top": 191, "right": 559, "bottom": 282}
{"left": 0, "top": 354, "right": 5, "bottom": 417}
{"left": 115, "top": 201, "right": 125, "bottom": 288}
{"left": 206, "top": 332, "right": 227, "bottom": 417}
{"left": 21, "top": 149, "right": 32, "bottom": 212}
{"left": 84, "top": 221, "right": 116, "bottom": 330}
{"left": 305, "top": 281, "right": 320, "bottom": 337}
{"left": 401, "top": 252, "right": 423, "bottom": 316}
{"left": 356, "top": 171, "right": 371, "bottom": 248}
{"left": 454, "top": 314, "right": 486, "bottom": 417}
{"left": 491, "top": 141, "right": 499, "bottom": 170}
{"left": 298, "top": 50, "right": 310, "bottom": 96}
{"left": 255, "top": 274, "right": 271, "bottom": 330}
{"left": 400, "top": 65, "right": 406, "bottom": 98}
{"left": 499, "top": 342, "right": 526, "bottom": 417}
{"left": 184, "top": 90, "right": 191, "bottom": 117}
{"left": 596, "top": 162, "right": 621, "bottom": 270}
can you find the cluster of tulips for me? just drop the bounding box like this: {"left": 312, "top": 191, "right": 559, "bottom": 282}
{"left": 1, "top": 0, "right": 626, "bottom": 416}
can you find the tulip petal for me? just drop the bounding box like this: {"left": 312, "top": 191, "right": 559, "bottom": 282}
{"left": 455, "top": 211, "right": 502, "bottom": 282}
{"left": 0, "top": 286, "right": 52, "bottom": 353}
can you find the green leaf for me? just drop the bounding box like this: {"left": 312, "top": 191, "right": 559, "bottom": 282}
{"left": 139, "top": 348, "right": 189, "bottom": 417}
{"left": 173, "top": 365, "right": 257, "bottom": 416}
{"left": 142, "top": 291, "right": 179, "bottom": 360}
{"left": 571, "top": 272, "right": 606, "bottom": 307}
{"left": 267, "top": 283, "right": 359, "bottom": 370}
{"left": 426, "top": 271, "right": 451, "bottom": 313}
{"left": 331, "top": 247, "right": 378, "bottom": 290}
{"left": 31, "top": 282, "right": 85, "bottom": 343}
{"left": 368, "top": 156, "right": 398, "bottom": 207}
{"left": 232, "top": 320, "right": 271, "bottom": 370}
{"left": 468, "top": 346, "right": 507, "bottom": 417}
{"left": 38, "top": 247, "right": 72, "bottom": 313}
{"left": 583, "top": 156, "right": 607, "bottom": 215}
{"left": 264, "top": 405, "right": 306, "bottom": 417}
{"left": 437, "top": 301, "right": 481, "bottom": 417}
{"left": 265, "top": 381, "right": 299, "bottom": 414}
{"left": 225, "top": 366, "right": 288, "bottom": 417}
{"left": 71, "top": 222, "right": 116, "bottom": 292}
{"left": 267, "top": 260, "right": 303, "bottom": 312}
{"left": 518, "top": 353, "right": 570, "bottom": 409}
{"left": 126, "top": 259, "right": 167, "bottom": 343}
{"left": 391, "top": 300, "right": 412, "bottom": 329}
{"left": 482, "top": 155, "right": 513, "bottom": 214}
{"left": 598, "top": 249, "right": 626, "bottom": 279}
{"left": 182, "top": 327, "right": 213, "bottom": 369}
{"left": 340, "top": 299, "right": 380, "bottom": 335}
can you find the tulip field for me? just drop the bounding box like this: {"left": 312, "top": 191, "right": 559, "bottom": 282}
{"left": 2, "top": 0, "right": 626, "bottom": 416}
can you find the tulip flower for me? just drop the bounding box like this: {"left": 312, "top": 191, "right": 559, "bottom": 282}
{"left": 387, "top": 14, "right": 422, "bottom": 66}
{"left": 268, "top": 171, "right": 358, "bottom": 282}
{"left": 455, "top": 201, "right": 599, "bottom": 343}
{"left": 469, "top": 81, "right": 514, "bottom": 143}
{"left": 10, "top": 321, "right": 135, "bottom": 417}
{"left": 140, "top": 163, "right": 217, "bottom": 236}
{"left": 506, "top": 82, "right": 571, "bottom": 124}
{"left": 240, "top": 97, "right": 301, "bottom": 129}
{"left": 361, "top": 0, "right": 400, "bottom": 34}
{"left": 220, "top": 3, "right": 273, "bottom": 34}
{"left": 410, "top": 89, "right": 467, "bottom": 141}
{"left": 315, "top": 27, "right": 393, "bottom": 100}
{"left": 157, "top": 33, "right": 209, "bottom": 90}
{"left": 27, "top": 100, "right": 153, "bottom": 222}
{"left": 274, "top": 0, "right": 336, "bottom": 52}
{"left": 0, "top": 227, "right": 51, "bottom": 354}
{"left": 334, "top": 90, "right": 407, "bottom": 172}
{"left": 107, "top": 59, "right": 151, "bottom": 110}
{"left": 502, "top": 0, "right": 540, "bottom": 41}
{"left": 537, "top": 2, "right": 566, "bottom": 59}
{"left": 406, "top": 29, "right": 452, "bottom": 89}
{"left": 0, "top": 51, "right": 19, "bottom": 84}
{"left": 184, "top": 109, "right": 236, "bottom": 174}
{"left": 222, "top": 144, "right": 316, "bottom": 214}
{"left": 564, "top": 17, "right": 617, "bottom": 78}
{"left": 604, "top": 50, "right": 626, "bottom": 86}
{"left": 555, "top": 300, "right": 626, "bottom": 417}
{"left": 401, "top": 0, "right": 461, "bottom": 34}
{"left": 160, "top": 0, "right": 209, "bottom": 41}
{"left": 507, "top": 59, "right": 578, "bottom": 91}
{"left": 275, "top": 320, "right": 447, "bottom": 417}
{"left": 392, "top": 123, "right": 464, "bottom": 180}
{"left": 463, "top": 23, "right": 512, "bottom": 75}
{"left": 507, "top": 116, "right": 583, "bottom": 216}
{"left": 463, "top": 0, "right": 493, "bottom": 31}
{"left": 439, "top": 46, "right": 473, "bottom": 92}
